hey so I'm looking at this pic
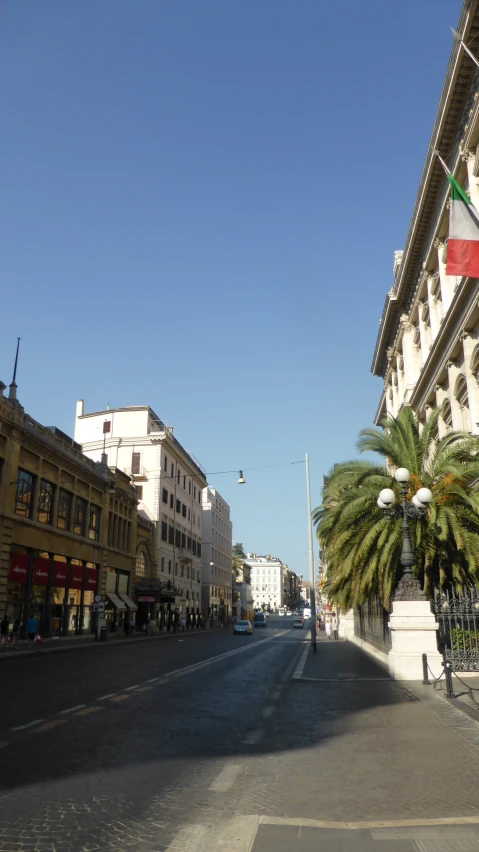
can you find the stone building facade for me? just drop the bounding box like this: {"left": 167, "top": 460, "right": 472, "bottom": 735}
{"left": 372, "top": 0, "right": 479, "bottom": 434}
{"left": 201, "top": 487, "right": 233, "bottom": 620}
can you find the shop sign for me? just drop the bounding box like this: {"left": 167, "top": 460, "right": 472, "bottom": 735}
{"left": 69, "top": 566, "right": 84, "bottom": 590}
{"left": 33, "top": 558, "right": 50, "bottom": 586}
{"left": 9, "top": 553, "right": 29, "bottom": 583}
{"left": 85, "top": 568, "right": 98, "bottom": 591}
{"left": 53, "top": 562, "right": 68, "bottom": 588}
{"left": 137, "top": 596, "right": 155, "bottom": 602}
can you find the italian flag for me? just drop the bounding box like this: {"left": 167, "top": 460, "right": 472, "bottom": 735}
{"left": 446, "top": 174, "right": 479, "bottom": 278}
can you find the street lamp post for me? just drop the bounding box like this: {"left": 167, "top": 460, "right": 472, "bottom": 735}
{"left": 305, "top": 454, "right": 316, "bottom": 652}
{"left": 377, "top": 468, "right": 433, "bottom": 600}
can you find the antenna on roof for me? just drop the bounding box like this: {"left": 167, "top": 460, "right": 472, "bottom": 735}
{"left": 9, "top": 337, "right": 21, "bottom": 400}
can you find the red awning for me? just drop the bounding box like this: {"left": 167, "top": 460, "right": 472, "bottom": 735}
{"left": 85, "top": 568, "right": 97, "bottom": 592}
{"left": 33, "top": 557, "right": 50, "bottom": 586}
{"left": 53, "top": 562, "right": 68, "bottom": 588}
{"left": 9, "top": 553, "right": 29, "bottom": 584}
{"left": 69, "top": 566, "right": 84, "bottom": 590}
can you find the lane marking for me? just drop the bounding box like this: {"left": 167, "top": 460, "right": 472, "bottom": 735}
{"left": 147, "top": 677, "right": 159, "bottom": 683}
{"left": 98, "top": 693, "right": 117, "bottom": 700}
{"left": 261, "top": 706, "right": 274, "bottom": 719}
{"left": 136, "top": 686, "right": 152, "bottom": 692}
{"left": 209, "top": 764, "right": 243, "bottom": 792}
{"left": 259, "top": 816, "right": 479, "bottom": 830}
{"left": 11, "top": 719, "right": 44, "bottom": 732}
{"left": 297, "top": 676, "right": 392, "bottom": 682}
{"left": 111, "top": 694, "right": 130, "bottom": 702}
{"left": 242, "top": 729, "right": 264, "bottom": 745}
{"left": 292, "top": 644, "right": 309, "bottom": 680}
{"left": 59, "top": 704, "right": 86, "bottom": 715}
{"left": 162, "top": 631, "right": 289, "bottom": 683}
{"left": 165, "top": 824, "right": 208, "bottom": 852}
{"left": 75, "top": 706, "right": 101, "bottom": 716}
{"left": 34, "top": 720, "right": 67, "bottom": 732}
{"left": 124, "top": 684, "right": 140, "bottom": 691}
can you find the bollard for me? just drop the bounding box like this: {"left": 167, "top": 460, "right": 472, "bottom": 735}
{"left": 422, "top": 653, "right": 429, "bottom": 685}
{"left": 444, "top": 660, "right": 454, "bottom": 699}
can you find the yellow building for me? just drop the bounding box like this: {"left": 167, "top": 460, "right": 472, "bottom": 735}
{"left": 0, "top": 379, "right": 139, "bottom": 637}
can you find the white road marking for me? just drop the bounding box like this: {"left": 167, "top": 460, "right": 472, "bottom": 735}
{"left": 162, "top": 631, "right": 288, "bottom": 683}
{"left": 147, "top": 677, "right": 158, "bottom": 683}
{"left": 58, "top": 704, "right": 86, "bottom": 715}
{"left": 242, "top": 729, "right": 264, "bottom": 745}
{"left": 124, "top": 684, "right": 140, "bottom": 691}
{"left": 165, "top": 823, "right": 208, "bottom": 851}
{"left": 292, "top": 644, "right": 309, "bottom": 680}
{"left": 208, "top": 763, "right": 243, "bottom": 792}
{"left": 11, "top": 719, "right": 45, "bottom": 732}
{"left": 261, "top": 706, "right": 274, "bottom": 718}
{"left": 97, "top": 693, "right": 117, "bottom": 700}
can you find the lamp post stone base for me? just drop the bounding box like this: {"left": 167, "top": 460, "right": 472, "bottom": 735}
{"left": 388, "top": 600, "right": 443, "bottom": 680}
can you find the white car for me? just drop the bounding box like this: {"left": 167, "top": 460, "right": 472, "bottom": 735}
{"left": 233, "top": 620, "right": 252, "bottom": 635}
{"left": 286, "top": 611, "right": 293, "bottom": 616}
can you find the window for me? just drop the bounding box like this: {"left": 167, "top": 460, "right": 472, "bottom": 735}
{"left": 164, "top": 455, "right": 168, "bottom": 472}
{"left": 15, "top": 469, "right": 36, "bottom": 518}
{"left": 168, "top": 525, "right": 174, "bottom": 544}
{"left": 192, "top": 540, "right": 197, "bottom": 555}
{"left": 170, "top": 493, "right": 174, "bottom": 509}
{"left": 181, "top": 565, "right": 184, "bottom": 578}
{"left": 182, "top": 504, "right": 187, "bottom": 518}
{"left": 131, "top": 452, "right": 141, "bottom": 475}
{"left": 89, "top": 505, "right": 101, "bottom": 541}
{"left": 183, "top": 475, "right": 186, "bottom": 489}
{"left": 175, "top": 529, "right": 181, "bottom": 547}
{"left": 161, "top": 521, "right": 168, "bottom": 542}
{"left": 442, "top": 399, "right": 453, "bottom": 429}
{"left": 73, "top": 498, "right": 87, "bottom": 536}
{"left": 192, "top": 568, "right": 195, "bottom": 580}
{"left": 161, "top": 557, "right": 165, "bottom": 572}
{"left": 187, "top": 565, "right": 190, "bottom": 579}
{"left": 188, "top": 508, "right": 191, "bottom": 521}
{"left": 187, "top": 536, "right": 192, "bottom": 550}
{"left": 198, "top": 543, "right": 202, "bottom": 557}
{"left": 136, "top": 485, "right": 143, "bottom": 500}
{"left": 162, "top": 488, "right": 168, "bottom": 504}
{"left": 176, "top": 499, "right": 181, "bottom": 513}
{"left": 193, "top": 513, "right": 196, "bottom": 526}
{"left": 181, "top": 532, "right": 186, "bottom": 548}
{"left": 198, "top": 491, "right": 201, "bottom": 503}
{"left": 57, "top": 489, "right": 73, "bottom": 530}
{"left": 194, "top": 486, "right": 196, "bottom": 499}
{"left": 37, "top": 479, "right": 55, "bottom": 524}
{"left": 189, "top": 481, "right": 191, "bottom": 495}
{"left": 136, "top": 550, "right": 147, "bottom": 579}
{"left": 168, "top": 560, "right": 172, "bottom": 574}
{"left": 171, "top": 463, "right": 174, "bottom": 477}
{"left": 177, "top": 469, "right": 180, "bottom": 484}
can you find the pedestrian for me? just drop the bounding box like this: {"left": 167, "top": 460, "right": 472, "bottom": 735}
{"left": 129, "top": 615, "right": 136, "bottom": 636}
{"left": 325, "top": 619, "right": 332, "bottom": 640}
{"left": 0, "top": 616, "right": 9, "bottom": 647}
{"left": 180, "top": 616, "right": 186, "bottom": 632}
{"left": 12, "top": 618, "right": 20, "bottom": 649}
{"left": 26, "top": 613, "right": 38, "bottom": 644}
{"left": 123, "top": 618, "right": 130, "bottom": 636}
{"left": 332, "top": 615, "right": 338, "bottom": 640}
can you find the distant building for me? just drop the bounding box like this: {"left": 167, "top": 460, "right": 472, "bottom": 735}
{"left": 232, "top": 561, "right": 254, "bottom": 622}
{"left": 245, "top": 554, "right": 286, "bottom": 611}
{"left": 201, "top": 487, "right": 232, "bottom": 620}
{"left": 74, "top": 401, "right": 207, "bottom": 626}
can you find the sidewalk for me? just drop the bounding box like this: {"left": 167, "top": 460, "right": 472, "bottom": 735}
{"left": 241, "top": 633, "right": 479, "bottom": 851}
{"left": 0, "top": 625, "right": 221, "bottom": 659}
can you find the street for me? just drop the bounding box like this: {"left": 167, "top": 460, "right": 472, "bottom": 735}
{"left": 2, "top": 619, "right": 479, "bottom": 851}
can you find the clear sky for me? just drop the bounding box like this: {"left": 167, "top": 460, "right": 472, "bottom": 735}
{"left": 1, "top": 0, "right": 456, "bottom": 577}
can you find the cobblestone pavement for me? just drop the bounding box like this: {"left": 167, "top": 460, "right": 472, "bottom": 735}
{"left": 3, "top": 626, "right": 479, "bottom": 851}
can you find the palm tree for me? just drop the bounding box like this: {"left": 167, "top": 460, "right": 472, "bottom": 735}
{"left": 313, "top": 407, "right": 479, "bottom": 610}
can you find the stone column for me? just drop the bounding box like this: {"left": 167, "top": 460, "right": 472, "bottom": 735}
{"left": 446, "top": 360, "right": 463, "bottom": 431}
{"left": 396, "top": 352, "right": 406, "bottom": 403}
{"left": 418, "top": 307, "right": 430, "bottom": 364}
{"left": 339, "top": 608, "right": 354, "bottom": 640}
{"left": 388, "top": 597, "right": 444, "bottom": 680}
{"left": 400, "top": 317, "right": 419, "bottom": 400}
{"left": 434, "top": 384, "right": 447, "bottom": 438}
{"left": 461, "top": 332, "right": 479, "bottom": 434}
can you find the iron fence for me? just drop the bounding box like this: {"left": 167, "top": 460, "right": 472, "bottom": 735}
{"left": 433, "top": 588, "right": 479, "bottom": 671}
{"left": 354, "top": 598, "right": 391, "bottom": 654}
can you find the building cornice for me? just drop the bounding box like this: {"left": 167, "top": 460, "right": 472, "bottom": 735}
{"left": 371, "top": 0, "right": 479, "bottom": 378}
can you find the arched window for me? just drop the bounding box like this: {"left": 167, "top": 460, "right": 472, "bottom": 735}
{"left": 135, "top": 549, "right": 147, "bottom": 580}
{"left": 442, "top": 399, "right": 453, "bottom": 430}
{"left": 455, "top": 374, "right": 469, "bottom": 408}
{"left": 470, "top": 345, "right": 479, "bottom": 382}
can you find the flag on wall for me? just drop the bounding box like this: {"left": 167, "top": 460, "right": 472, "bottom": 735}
{"left": 446, "top": 174, "right": 479, "bottom": 278}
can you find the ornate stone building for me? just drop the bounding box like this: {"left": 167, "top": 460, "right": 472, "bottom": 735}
{"left": 372, "top": 1, "right": 479, "bottom": 433}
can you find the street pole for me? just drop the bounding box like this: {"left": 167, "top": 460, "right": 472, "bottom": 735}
{"left": 305, "top": 453, "right": 316, "bottom": 652}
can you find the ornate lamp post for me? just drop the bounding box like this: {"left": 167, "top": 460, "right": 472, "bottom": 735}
{"left": 377, "top": 468, "right": 433, "bottom": 600}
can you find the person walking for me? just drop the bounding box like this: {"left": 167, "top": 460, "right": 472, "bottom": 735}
{"left": 325, "top": 619, "right": 332, "bottom": 640}
{"left": 0, "top": 616, "right": 9, "bottom": 647}
{"left": 12, "top": 618, "right": 20, "bottom": 649}
{"left": 180, "top": 616, "right": 186, "bottom": 632}
{"left": 129, "top": 615, "right": 136, "bottom": 636}
{"left": 332, "top": 614, "right": 338, "bottom": 640}
{"left": 26, "top": 613, "right": 38, "bottom": 645}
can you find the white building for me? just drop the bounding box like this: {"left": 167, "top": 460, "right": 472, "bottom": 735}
{"left": 245, "top": 554, "right": 285, "bottom": 611}
{"left": 372, "top": 0, "right": 479, "bottom": 435}
{"left": 74, "top": 401, "right": 207, "bottom": 625}
{"left": 233, "top": 562, "right": 254, "bottom": 622}
{"left": 201, "top": 487, "right": 232, "bottom": 620}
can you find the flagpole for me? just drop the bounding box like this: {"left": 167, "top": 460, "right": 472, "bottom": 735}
{"left": 451, "top": 28, "right": 479, "bottom": 70}
{"left": 432, "top": 149, "right": 451, "bottom": 177}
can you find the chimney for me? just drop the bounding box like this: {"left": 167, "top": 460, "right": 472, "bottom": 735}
{"left": 76, "top": 399, "right": 84, "bottom": 418}
{"left": 0, "top": 381, "right": 6, "bottom": 398}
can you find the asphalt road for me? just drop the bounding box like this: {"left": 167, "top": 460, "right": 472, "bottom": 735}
{"left": 4, "top": 619, "right": 479, "bottom": 852}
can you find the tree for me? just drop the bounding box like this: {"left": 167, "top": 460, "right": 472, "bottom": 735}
{"left": 313, "top": 407, "right": 479, "bottom": 610}
{"left": 232, "top": 542, "right": 246, "bottom": 577}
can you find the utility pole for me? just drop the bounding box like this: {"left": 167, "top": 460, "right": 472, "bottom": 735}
{"left": 305, "top": 453, "right": 316, "bottom": 652}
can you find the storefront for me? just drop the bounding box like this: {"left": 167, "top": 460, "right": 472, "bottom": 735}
{"left": 104, "top": 567, "right": 136, "bottom": 631}
{"left": 135, "top": 579, "right": 178, "bottom": 630}
{"left": 7, "top": 551, "right": 99, "bottom": 637}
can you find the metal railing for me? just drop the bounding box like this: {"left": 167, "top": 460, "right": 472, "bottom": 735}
{"left": 433, "top": 588, "right": 479, "bottom": 672}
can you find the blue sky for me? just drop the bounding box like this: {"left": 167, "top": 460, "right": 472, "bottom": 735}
{"left": 1, "top": 0, "right": 456, "bottom": 576}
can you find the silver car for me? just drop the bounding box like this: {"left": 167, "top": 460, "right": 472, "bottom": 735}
{"left": 233, "top": 619, "right": 252, "bottom": 635}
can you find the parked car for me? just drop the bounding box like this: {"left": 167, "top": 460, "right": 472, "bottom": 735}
{"left": 234, "top": 620, "right": 252, "bottom": 635}
{"left": 286, "top": 610, "right": 293, "bottom": 616}
{"left": 293, "top": 617, "right": 304, "bottom": 629}
{"left": 253, "top": 612, "right": 267, "bottom": 628}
